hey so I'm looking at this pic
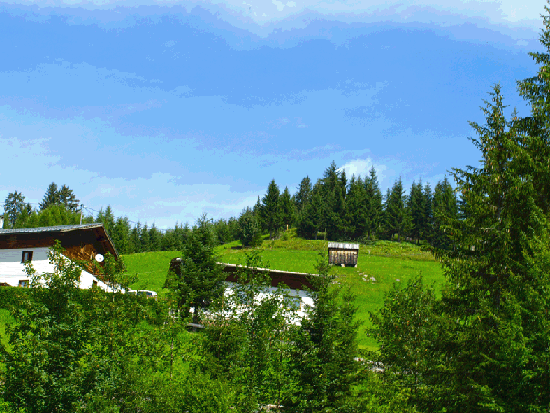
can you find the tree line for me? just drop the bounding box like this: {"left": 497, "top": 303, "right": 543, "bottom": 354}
{"left": 245, "top": 164, "right": 458, "bottom": 249}
{"left": 2, "top": 169, "right": 459, "bottom": 254}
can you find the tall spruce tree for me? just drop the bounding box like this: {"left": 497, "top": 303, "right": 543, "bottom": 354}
{"left": 294, "top": 176, "right": 312, "bottom": 213}
{"left": 58, "top": 185, "right": 80, "bottom": 212}
{"left": 365, "top": 166, "right": 383, "bottom": 240}
{"left": 421, "top": 182, "right": 433, "bottom": 244}
{"left": 39, "top": 182, "right": 60, "bottom": 210}
{"left": 345, "top": 175, "right": 368, "bottom": 240}
{"left": 432, "top": 177, "right": 458, "bottom": 250}
{"left": 384, "top": 178, "right": 411, "bottom": 242}
{"left": 165, "top": 215, "right": 225, "bottom": 323}
{"left": 261, "top": 179, "right": 282, "bottom": 239}
{"left": 279, "top": 186, "right": 294, "bottom": 230}
{"left": 408, "top": 180, "right": 424, "bottom": 244}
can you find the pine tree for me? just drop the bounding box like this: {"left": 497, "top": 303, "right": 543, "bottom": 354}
{"left": 365, "top": 166, "right": 383, "bottom": 240}
{"left": 165, "top": 215, "right": 226, "bottom": 323}
{"left": 261, "top": 179, "right": 282, "bottom": 239}
{"left": 3, "top": 191, "right": 29, "bottom": 227}
{"left": 149, "top": 224, "right": 162, "bottom": 252}
{"left": 129, "top": 222, "right": 142, "bottom": 253}
{"left": 421, "top": 182, "right": 434, "bottom": 243}
{"left": 286, "top": 253, "right": 362, "bottom": 411}
{"left": 384, "top": 178, "right": 411, "bottom": 242}
{"left": 296, "top": 183, "right": 323, "bottom": 240}
{"left": 345, "top": 175, "right": 368, "bottom": 240}
{"left": 58, "top": 185, "right": 80, "bottom": 212}
{"left": 294, "top": 176, "right": 312, "bottom": 213}
{"left": 408, "top": 180, "right": 424, "bottom": 243}
{"left": 39, "top": 182, "right": 60, "bottom": 210}
{"left": 238, "top": 207, "right": 262, "bottom": 247}
{"left": 140, "top": 223, "right": 150, "bottom": 252}
{"left": 432, "top": 177, "right": 457, "bottom": 250}
{"left": 279, "top": 187, "right": 294, "bottom": 230}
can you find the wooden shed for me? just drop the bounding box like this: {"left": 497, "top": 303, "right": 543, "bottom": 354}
{"left": 328, "top": 242, "right": 359, "bottom": 267}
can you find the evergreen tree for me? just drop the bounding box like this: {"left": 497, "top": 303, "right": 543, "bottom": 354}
{"left": 421, "top": 182, "right": 434, "bottom": 243}
{"left": 58, "top": 185, "right": 80, "bottom": 212}
{"left": 384, "top": 178, "right": 411, "bottom": 242}
{"left": 320, "top": 161, "right": 346, "bottom": 240}
{"left": 149, "top": 224, "right": 162, "bottom": 252}
{"left": 296, "top": 183, "right": 323, "bottom": 239}
{"left": 140, "top": 223, "right": 150, "bottom": 252}
{"left": 3, "top": 191, "right": 30, "bottom": 228}
{"left": 39, "top": 182, "right": 60, "bottom": 210}
{"left": 238, "top": 207, "right": 262, "bottom": 247}
{"left": 294, "top": 176, "right": 312, "bottom": 213}
{"left": 286, "top": 253, "right": 363, "bottom": 411}
{"left": 365, "top": 166, "right": 383, "bottom": 240}
{"left": 432, "top": 177, "right": 457, "bottom": 250}
{"left": 408, "top": 180, "right": 424, "bottom": 243}
{"left": 279, "top": 187, "right": 294, "bottom": 230}
{"left": 345, "top": 175, "right": 368, "bottom": 240}
{"left": 165, "top": 215, "right": 226, "bottom": 323}
{"left": 129, "top": 222, "right": 141, "bottom": 253}
{"left": 261, "top": 179, "right": 282, "bottom": 239}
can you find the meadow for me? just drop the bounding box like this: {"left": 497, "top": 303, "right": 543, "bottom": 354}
{"left": 124, "top": 231, "right": 446, "bottom": 350}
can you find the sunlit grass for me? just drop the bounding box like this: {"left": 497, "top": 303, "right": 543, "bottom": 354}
{"left": 121, "top": 231, "right": 446, "bottom": 351}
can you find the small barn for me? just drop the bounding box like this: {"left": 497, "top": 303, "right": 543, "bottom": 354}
{"left": 328, "top": 242, "right": 359, "bottom": 267}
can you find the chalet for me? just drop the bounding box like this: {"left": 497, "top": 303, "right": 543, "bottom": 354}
{"left": 328, "top": 242, "right": 359, "bottom": 267}
{"left": 0, "top": 224, "right": 118, "bottom": 292}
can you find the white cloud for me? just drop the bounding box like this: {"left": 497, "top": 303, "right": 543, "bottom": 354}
{"left": 272, "top": 0, "right": 285, "bottom": 11}
{"left": 338, "top": 158, "right": 387, "bottom": 181}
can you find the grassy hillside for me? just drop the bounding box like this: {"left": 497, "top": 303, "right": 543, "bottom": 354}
{"left": 122, "top": 231, "right": 445, "bottom": 351}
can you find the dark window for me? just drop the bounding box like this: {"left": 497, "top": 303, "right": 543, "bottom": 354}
{"left": 21, "top": 251, "right": 33, "bottom": 263}
{"left": 18, "top": 280, "right": 28, "bottom": 288}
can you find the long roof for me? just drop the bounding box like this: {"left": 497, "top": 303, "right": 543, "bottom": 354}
{"left": 0, "top": 224, "right": 104, "bottom": 234}
{"left": 0, "top": 224, "right": 118, "bottom": 258}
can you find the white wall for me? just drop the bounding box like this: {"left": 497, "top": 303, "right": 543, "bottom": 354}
{"left": 0, "top": 247, "right": 114, "bottom": 292}
{"left": 222, "top": 282, "right": 315, "bottom": 324}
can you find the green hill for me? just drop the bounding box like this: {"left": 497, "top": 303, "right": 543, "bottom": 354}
{"left": 123, "top": 232, "right": 445, "bottom": 351}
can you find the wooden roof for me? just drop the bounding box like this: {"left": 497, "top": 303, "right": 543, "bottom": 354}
{"left": 219, "top": 263, "right": 317, "bottom": 290}
{"left": 328, "top": 242, "right": 359, "bottom": 250}
{"left": 0, "top": 224, "right": 118, "bottom": 259}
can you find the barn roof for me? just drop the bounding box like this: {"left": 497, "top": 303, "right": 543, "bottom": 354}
{"left": 0, "top": 224, "right": 118, "bottom": 258}
{"left": 328, "top": 242, "right": 359, "bottom": 250}
{"left": 0, "top": 224, "right": 104, "bottom": 234}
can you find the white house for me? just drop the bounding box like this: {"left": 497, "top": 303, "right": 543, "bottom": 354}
{"left": 0, "top": 224, "right": 119, "bottom": 292}
{"left": 168, "top": 258, "right": 316, "bottom": 323}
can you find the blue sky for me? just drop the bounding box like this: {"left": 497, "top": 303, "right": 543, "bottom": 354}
{"left": 0, "top": 0, "right": 545, "bottom": 228}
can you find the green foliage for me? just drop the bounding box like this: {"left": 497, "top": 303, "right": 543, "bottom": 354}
{"left": 3, "top": 191, "right": 31, "bottom": 228}
{"left": 237, "top": 207, "right": 262, "bottom": 247}
{"left": 279, "top": 186, "right": 295, "bottom": 230}
{"left": 294, "top": 176, "right": 312, "bottom": 213}
{"left": 383, "top": 178, "right": 411, "bottom": 242}
{"left": 261, "top": 178, "right": 282, "bottom": 239}
{"left": 38, "top": 183, "right": 80, "bottom": 212}
{"left": 165, "top": 215, "right": 226, "bottom": 323}
{"left": 286, "top": 252, "right": 365, "bottom": 412}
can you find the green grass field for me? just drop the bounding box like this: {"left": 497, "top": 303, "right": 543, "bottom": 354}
{"left": 122, "top": 231, "right": 446, "bottom": 351}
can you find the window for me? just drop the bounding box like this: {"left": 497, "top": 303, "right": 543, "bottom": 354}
{"left": 18, "top": 280, "right": 28, "bottom": 288}
{"left": 21, "top": 251, "right": 33, "bottom": 263}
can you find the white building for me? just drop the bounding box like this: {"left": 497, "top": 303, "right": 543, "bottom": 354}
{"left": 0, "top": 224, "right": 118, "bottom": 292}
{"left": 169, "top": 259, "right": 316, "bottom": 324}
